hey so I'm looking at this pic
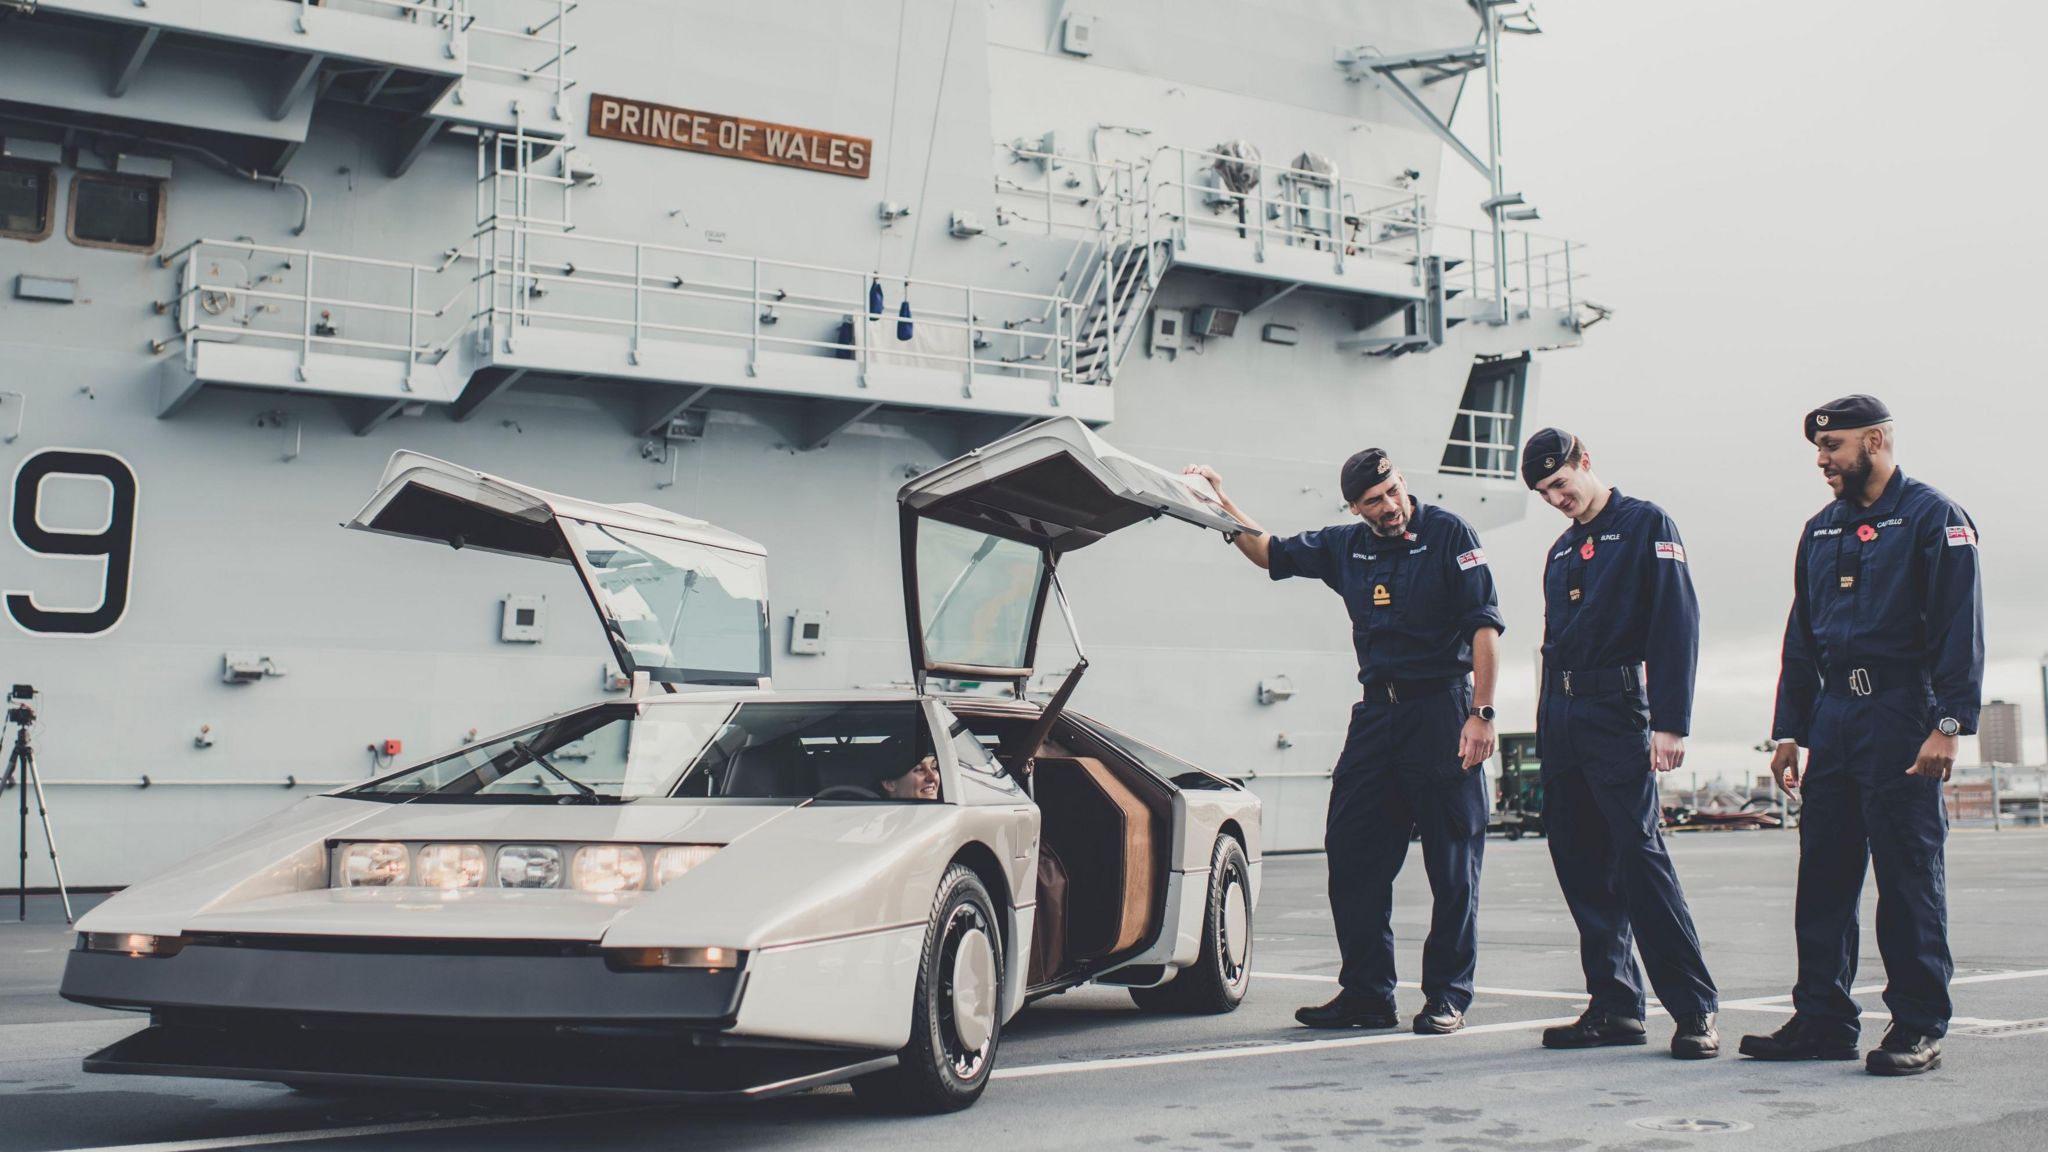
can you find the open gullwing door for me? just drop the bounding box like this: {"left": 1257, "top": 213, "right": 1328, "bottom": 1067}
{"left": 347, "top": 452, "right": 771, "bottom": 688}
{"left": 896, "top": 418, "right": 1243, "bottom": 694}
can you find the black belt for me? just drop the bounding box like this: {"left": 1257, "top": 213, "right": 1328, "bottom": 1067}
{"left": 1363, "top": 676, "right": 1461, "bottom": 704}
{"left": 1822, "top": 659, "right": 1926, "bottom": 698}
{"left": 1545, "top": 665, "right": 1641, "bottom": 698}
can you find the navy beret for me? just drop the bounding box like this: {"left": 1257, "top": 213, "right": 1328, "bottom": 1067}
{"left": 1804, "top": 394, "right": 1892, "bottom": 442}
{"left": 1340, "top": 448, "right": 1395, "bottom": 503}
{"left": 1520, "top": 427, "right": 1578, "bottom": 488}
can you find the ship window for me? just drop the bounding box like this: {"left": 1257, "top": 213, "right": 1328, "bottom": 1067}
{"left": 68, "top": 173, "right": 164, "bottom": 253}
{"left": 1439, "top": 355, "right": 1529, "bottom": 481}
{"left": 0, "top": 160, "right": 55, "bottom": 242}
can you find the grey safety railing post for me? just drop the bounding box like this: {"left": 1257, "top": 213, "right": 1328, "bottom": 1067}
{"left": 1178, "top": 149, "right": 1190, "bottom": 249}
{"left": 630, "top": 242, "right": 643, "bottom": 365}
{"left": 1413, "top": 192, "right": 1425, "bottom": 285}
{"left": 406, "top": 265, "right": 419, "bottom": 388}
{"left": 1333, "top": 177, "right": 1346, "bottom": 276}
{"left": 180, "top": 246, "right": 199, "bottom": 371}
{"left": 297, "top": 251, "right": 314, "bottom": 381}
{"left": 1254, "top": 165, "right": 1266, "bottom": 262}
{"left": 963, "top": 284, "right": 975, "bottom": 398}
{"left": 1045, "top": 155, "right": 1055, "bottom": 237}
{"left": 552, "top": 0, "right": 567, "bottom": 119}
{"left": 747, "top": 257, "right": 759, "bottom": 377}
{"left": 1050, "top": 300, "right": 1064, "bottom": 406}
{"left": 1521, "top": 231, "right": 1532, "bottom": 313}
{"left": 296, "top": 0, "right": 310, "bottom": 35}
{"left": 1564, "top": 241, "right": 1575, "bottom": 320}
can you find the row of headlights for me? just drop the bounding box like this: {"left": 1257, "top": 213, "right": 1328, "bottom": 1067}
{"left": 333, "top": 842, "right": 719, "bottom": 893}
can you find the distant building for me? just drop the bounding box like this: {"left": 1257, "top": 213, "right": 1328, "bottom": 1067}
{"left": 1980, "top": 700, "right": 2023, "bottom": 766}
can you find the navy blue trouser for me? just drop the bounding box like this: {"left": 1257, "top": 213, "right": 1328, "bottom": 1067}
{"left": 1326, "top": 682, "right": 1487, "bottom": 1012}
{"left": 1791, "top": 689, "right": 1953, "bottom": 1038}
{"left": 1540, "top": 687, "right": 1718, "bottom": 1018}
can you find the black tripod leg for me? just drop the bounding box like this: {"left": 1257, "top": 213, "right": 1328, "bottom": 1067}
{"left": 25, "top": 754, "right": 72, "bottom": 924}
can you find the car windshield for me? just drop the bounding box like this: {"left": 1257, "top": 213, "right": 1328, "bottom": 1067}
{"left": 346, "top": 701, "right": 939, "bottom": 803}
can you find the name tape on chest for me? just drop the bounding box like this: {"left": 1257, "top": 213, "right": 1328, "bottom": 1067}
{"left": 1946, "top": 525, "right": 1977, "bottom": 548}
{"left": 1457, "top": 548, "right": 1487, "bottom": 571}
{"left": 1655, "top": 540, "right": 1686, "bottom": 563}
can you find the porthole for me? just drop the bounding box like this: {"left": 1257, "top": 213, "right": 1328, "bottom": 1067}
{"left": 0, "top": 159, "right": 55, "bottom": 242}
{"left": 68, "top": 172, "right": 165, "bottom": 253}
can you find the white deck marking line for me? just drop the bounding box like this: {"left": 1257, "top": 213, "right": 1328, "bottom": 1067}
{"left": 995, "top": 1012, "right": 1585, "bottom": 1078}
{"left": 54, "top": 1107, "right": 664, "bottom": 1152}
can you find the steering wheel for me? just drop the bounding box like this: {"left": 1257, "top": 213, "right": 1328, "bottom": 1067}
{"left": 811, "top": 784, "right": 883, "bottom": 801}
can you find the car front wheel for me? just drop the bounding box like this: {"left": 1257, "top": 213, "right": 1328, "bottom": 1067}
{"left": 1129, "top": 834, "right": 1252, "bottom": 1014}
{"left": 853, "top": 863, "right": 1003, "bottom": 1113}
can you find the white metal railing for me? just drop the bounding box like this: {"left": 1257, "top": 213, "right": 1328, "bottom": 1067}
{"left": 994, "top": 139, "right": 1590, "bottom": 324}
{"left": 473, "top": 222, "right": 1083, "bottom": 397}
{"left": 158, "top": 238, "right": 472, "bottom": 386}
{"left": 290, "top": 0, "right": 467, "bottom": 61}
{"left": 161, "top": 225, "right": 1091, "bottom": 403}
{"left": 1439, "top": 408, "right": 1518, "bottom": 479}
{"left": 1149, "top": 145, "right": 1431, "bottom": 281}
{"left": 465, "top": 0, "right": 578, "bottom": 113}
{"left": 1433, "top": 219, "right": 1584, "bottom": 316}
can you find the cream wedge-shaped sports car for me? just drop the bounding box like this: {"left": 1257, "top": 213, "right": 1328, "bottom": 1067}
{"left": 61, "top": 418, "right": 1262, "bottom": 1113}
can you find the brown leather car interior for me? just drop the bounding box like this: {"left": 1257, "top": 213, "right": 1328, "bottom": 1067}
{"left": 1027, "top": 845, "right": 1068, "bottom": 986}
{"left": 1032, "top": 756, "right": 1157, "bottom": 965}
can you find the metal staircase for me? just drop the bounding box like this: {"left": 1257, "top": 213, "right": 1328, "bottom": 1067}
{"left": 1068, "top": 239, "right": 1165, "bottom": 387}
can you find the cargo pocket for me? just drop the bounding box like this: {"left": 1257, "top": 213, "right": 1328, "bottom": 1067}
{"left": 1867, "top": 773, "right": 1946, "bottom": 870}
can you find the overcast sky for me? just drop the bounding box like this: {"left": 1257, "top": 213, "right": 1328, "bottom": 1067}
{"left": 1436, "top": 0, "right": 2047, "bottom": 770}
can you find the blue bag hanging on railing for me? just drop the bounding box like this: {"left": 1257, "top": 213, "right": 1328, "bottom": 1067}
{"left": 897, "top": 284, "right": 914, "bottom": 341}
{"left": 868, "top": 277, "right": 885, "bottom": 320}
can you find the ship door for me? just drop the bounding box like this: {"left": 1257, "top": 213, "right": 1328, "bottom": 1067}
{"left": 346, "top": 452, "right": 772, "bottom": 688}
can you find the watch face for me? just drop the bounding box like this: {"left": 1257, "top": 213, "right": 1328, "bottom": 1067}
{"left": 1938, "top": 718, "right": 1960, "bottom": 736}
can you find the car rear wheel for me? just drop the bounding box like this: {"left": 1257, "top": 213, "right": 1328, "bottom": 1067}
{"left": 852, "top": 864, "right": 1003, "bottom": 1114}
{"left": 1129, "top": 835, "right": 1252, "bottom": 1014}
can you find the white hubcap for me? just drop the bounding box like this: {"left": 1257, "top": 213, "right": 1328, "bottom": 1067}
{"left": 1222, "top": 878, "right": 1249, "bottom": 971}
{"left": 950, "top": 927, "right": 996, "bottom": 1051}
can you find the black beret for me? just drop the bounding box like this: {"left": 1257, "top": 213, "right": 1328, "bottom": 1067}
{"left": 1521, "top": 427, "right": 1578, "bottom": 489}
{"left": 1804, "top": 394, "right": 1892, "bottom": 442}
{"left": 1339, "top": 448, "right": 1395, "bottom": 503}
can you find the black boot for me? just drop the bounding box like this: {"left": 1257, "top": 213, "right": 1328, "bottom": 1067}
{"left": 1541, "top": 1008, "right": 1648, "bottom": 1049}
{"left": 1295, "top": 993, "right": 1399, "bottom": 1030}
{"left": 1737, "top": 1016, "right": 1860, "bottom": 1061}
{"left": 1865, "top": 1023, "right": 1941, "bottom": 1076}
{"left": 1671, "top": 1012, "right": 1719, "bottom": 1060}
{"left": 1413, "top": 1000, "right": 1465, "bottom": 1035}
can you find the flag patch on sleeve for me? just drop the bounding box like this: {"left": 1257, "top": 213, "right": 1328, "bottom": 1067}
{"left": 1457, "top": 548, "right": 1487, "bottom": 571}
{"left": 1655, "top": 541, "right": 1686, "bottom": 562}
{"left": 1946, "top": 525, "right": 1977, "bottom": 547}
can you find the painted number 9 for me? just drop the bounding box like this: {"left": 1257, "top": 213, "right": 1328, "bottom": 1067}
{"left": 8, "top": 449, "right": 138, "bottom": 636}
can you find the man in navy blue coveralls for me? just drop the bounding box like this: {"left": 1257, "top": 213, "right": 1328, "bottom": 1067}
{"left": 1520, "top": 428, "right": 1721, "bottom": 1060}
{"left": 1185, "top": 450, "right": 1503, "bottom": 1035}
{"left": 1739, "top": 395, "right": 1982, "bottom": 1077}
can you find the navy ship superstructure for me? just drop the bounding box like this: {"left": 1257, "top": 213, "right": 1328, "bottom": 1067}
{"left": 0, "top": 0, "right": 1589, "bottom": 880}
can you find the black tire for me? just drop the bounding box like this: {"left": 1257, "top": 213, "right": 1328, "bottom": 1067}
{"left": 1506, "top": 825, "right": 1523, "bottom": 841}
{"left": 1129, "top": 835, "right": 1252, "bottom": 1015}
{"left": 852, "top": 864, "right": 1004, "bottom": 1114}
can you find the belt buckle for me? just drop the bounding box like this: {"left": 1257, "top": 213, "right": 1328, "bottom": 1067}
{"left": 1561, "top": 671, "right": 1573, "bottom": 697}
{"left": 1849, "top": 667, "right": 1873, "bottom": 697}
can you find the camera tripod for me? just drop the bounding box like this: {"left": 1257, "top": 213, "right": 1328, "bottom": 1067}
{"left": 2, "top": 710, "right": 72, "bottom": 924}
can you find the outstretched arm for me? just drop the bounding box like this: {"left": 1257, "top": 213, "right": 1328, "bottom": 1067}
{"left": 1185, "top": 464, "right": 1273, "bottom": 569}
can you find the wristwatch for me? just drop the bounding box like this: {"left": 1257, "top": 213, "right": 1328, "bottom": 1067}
{"left": 1936, "top": 717, "right": 1961, "bottom": 737}
{"left": 1470, "top": 705, "right": 1496, "bottom": 722}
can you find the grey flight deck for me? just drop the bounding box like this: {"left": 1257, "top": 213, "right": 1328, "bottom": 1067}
{"left": 3, "top": 832, "right": 2044, "bottom": 1152}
